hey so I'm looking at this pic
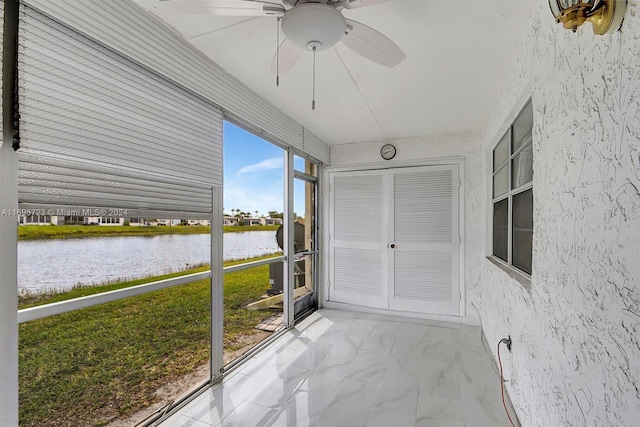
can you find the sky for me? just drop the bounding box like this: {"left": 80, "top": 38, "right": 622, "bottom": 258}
{"left": 223, "top": 121, "right": 306, "bottom": 218}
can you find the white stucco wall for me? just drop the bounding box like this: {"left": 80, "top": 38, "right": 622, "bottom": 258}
{"left": 479, "top": 2, "right": 640, "bottom": 426}
{"left": 329, "top": 132, "right": 485, "bottom": 325}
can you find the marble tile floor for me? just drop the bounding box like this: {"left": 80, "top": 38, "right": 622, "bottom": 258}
{"left": 160, "top": 309, "right": 514, "bottom": 427}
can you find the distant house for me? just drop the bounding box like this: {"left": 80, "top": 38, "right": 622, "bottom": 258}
{"left": 18, "top": 215, "right": 58, "bottom": 225}
{"left": 222, "top": 216, "right": 281, "bottom": 226}
{"left": 127, "top": 218, "right": 146, "bottom": 226}
{"left": 223, "top": 216, "right": 238, "bottom": 226}
{"left": 61, "top": 216, "right": 85, "bottom": 225}
{"left": 239, "top": 217, "right": 282, "bottom": 226}
{"left": 83, "top": 217, "right": 124, "bottom": 226}
{"left": 262, "top": 218, "right": 283, "bottom": 226}
{"left": 156, "top": 219, "right": 181, "bottom": 226}
{"left": 186, "top": 219, "right": 210, "bottom": 226}
{"left": 245, "top": 217, "right": 262, "bottom": 226}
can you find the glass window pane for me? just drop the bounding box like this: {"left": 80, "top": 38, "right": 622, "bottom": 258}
{"left": 513, "top": 101, "right": 533, "bottom": 152}
{"left": 223, "top": 120, "right": 286, "bottom": 366}
{"left": 512, "top": 143, "right": 533, "bottom": 188}
{"left": 512, "top": 189, "right": 533, "bottom": 275}
{"left": 493, "top": 131, "right": 510, "bottom": 170}
{"left": 294, "top": 177, "right": 317, "bottom": 319}
{"left": 492, "top": 199, "right": 508, "bottom": 262}
{"left": 19, "top": 276, "right": 211, "bottom": 426}
{"left": 295, "top": 155, "right": 318, "bottom": 177}
{"left": 224, "top": 262, "right": 283, "bottom": 366}
{"left": 493, "top": 165, "right": 509, "bottom": 198}
{"left": 294, "top": 155, "right": 306, "bottom": 172}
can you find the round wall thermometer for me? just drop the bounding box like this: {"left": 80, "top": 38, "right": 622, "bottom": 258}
{"left": 380, "top": 143, "right": 396, "bottom": 160}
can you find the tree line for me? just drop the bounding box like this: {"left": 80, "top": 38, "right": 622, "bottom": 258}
{"left": 225, "top": 209, "right": 284, "bottom": 219}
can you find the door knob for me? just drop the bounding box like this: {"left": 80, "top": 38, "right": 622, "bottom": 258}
{"left": 390, "top": 244, "right": 396, "bottom": 249}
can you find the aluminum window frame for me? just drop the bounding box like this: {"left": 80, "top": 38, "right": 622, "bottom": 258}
{"left": 292, "top": 154, "right": 320, "bottom": 321}
{"left": 491, "top": 98, "right": 533, "bottom": 278}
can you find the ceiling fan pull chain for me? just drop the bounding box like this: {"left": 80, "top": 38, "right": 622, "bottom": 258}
{"left": 276, "top": 17, "right": 281, "bottom": 87}
{"left": 312, "top": 46, "right": 316, "bottom": 110}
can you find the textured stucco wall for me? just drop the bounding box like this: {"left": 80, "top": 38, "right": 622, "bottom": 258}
{"left": 479, "top": 2, "right": 640, "bottom": 426}
{"left": 329, "top": 132, "right": 485, "bottom": 325}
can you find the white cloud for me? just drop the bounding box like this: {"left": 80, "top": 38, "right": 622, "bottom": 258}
{"left": 224, "top": 182, "right": 284, "bottom": 215}
{"left": 236, "top": 157, "right": 282, "bottom": 176}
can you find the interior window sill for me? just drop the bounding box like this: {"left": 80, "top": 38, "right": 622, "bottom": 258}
{"left": 486, "top": 256, "right": 531, "bottom": 292}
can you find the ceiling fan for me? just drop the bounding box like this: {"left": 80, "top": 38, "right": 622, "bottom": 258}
{"left": 160, "top": 0, "right": 405, "bottom": 108}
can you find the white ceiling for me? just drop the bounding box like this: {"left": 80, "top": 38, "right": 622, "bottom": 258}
{"left": 133, "top": 0, "right": 538, "bottom": 146}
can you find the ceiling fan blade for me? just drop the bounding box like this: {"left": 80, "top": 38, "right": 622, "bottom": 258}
{"left": 270, "top": 38, "right": 303, "bottom": 75}
{"left": 341, "top": 19, "right": 406, "bottom": 67}
{"left": 160, "top": 0, "right": 285, "bottom": 16}
{"left": 341, "top": 0, "right": 389, "bottom": 10}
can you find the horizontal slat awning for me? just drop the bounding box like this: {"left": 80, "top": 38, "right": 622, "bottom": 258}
{"left": 21, "top": 0, "right": 331, "bottom": 164}
{"left": 17, "top": 4, "right": 223, "bottom": 218}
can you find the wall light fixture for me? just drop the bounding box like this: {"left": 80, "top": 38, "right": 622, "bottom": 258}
{"left": 549, "top": 0, "right": 627, "bottom": 34}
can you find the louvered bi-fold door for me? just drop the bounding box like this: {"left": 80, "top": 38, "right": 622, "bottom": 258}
{"left": 330, "top": 170, "right": 388, "bottom": 309}
{"left": 330, "top": 166, "right": 460, "bottom": 316}
{"left": 389, "top": 165, "right": 460, "bottom": 315}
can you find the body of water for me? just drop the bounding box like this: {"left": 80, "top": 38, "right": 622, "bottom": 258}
{"left": 18, "top": 231, "right": 280, "bottom": 293}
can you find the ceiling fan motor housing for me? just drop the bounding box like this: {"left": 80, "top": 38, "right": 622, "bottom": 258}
{"left": 281, "top": 3, "right": 347, "bottom": 51}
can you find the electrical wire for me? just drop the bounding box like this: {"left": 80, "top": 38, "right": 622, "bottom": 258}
{"left": 497, "top": 339, "right": 517, "bottom": 427}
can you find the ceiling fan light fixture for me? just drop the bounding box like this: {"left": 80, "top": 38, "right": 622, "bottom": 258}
{"left": 281, "top": 4, "right": 346, "bottom": 51}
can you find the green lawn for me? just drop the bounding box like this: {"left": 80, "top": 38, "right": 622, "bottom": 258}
{"left": 18, "top": 256, "right": 281, "bottom": 426}
{"left": 17, "top": 224, "right": 280, "bottom": 240}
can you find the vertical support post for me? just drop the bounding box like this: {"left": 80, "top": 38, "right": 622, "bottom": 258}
{"left": 283, "top": 149, "right": 295, "bottom": 328}
{"left": 210, "top": 186, "right": 224, "bottom": 381}
{"left": 314, "top": 167, "right": 321, "bottom": 305}
{"left": 0, "top": 121, "right": 19, "bottom": 427}
{"left": 1, "top": 0, "right": 20, "bottom": 424}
